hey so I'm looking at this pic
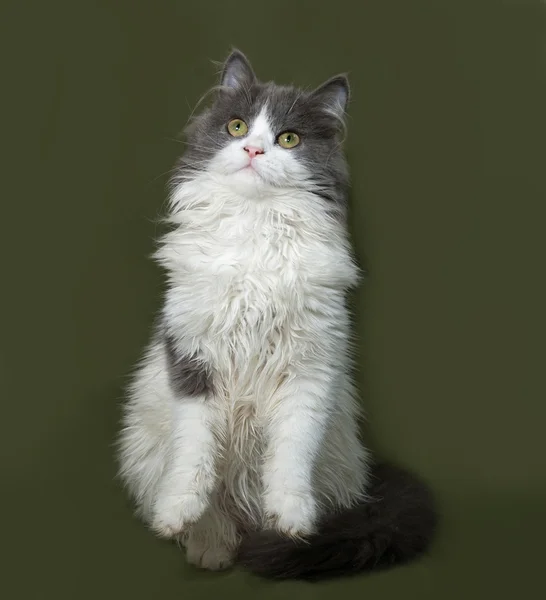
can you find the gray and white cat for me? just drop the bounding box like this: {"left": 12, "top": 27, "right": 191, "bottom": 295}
{"left": 118, "top": 50, "right": 435, "bottom": 580}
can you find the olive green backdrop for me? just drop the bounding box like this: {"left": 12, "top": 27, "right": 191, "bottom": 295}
{"left": 3, "top": 0, "right": 545, "bottom": 598}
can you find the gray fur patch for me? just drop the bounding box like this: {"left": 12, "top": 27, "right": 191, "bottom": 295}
{"left": 173, "top": 50, "right": 350, "bottom": 218}
{"left": 164, "top": 335, "right": 214, "bottom": 397}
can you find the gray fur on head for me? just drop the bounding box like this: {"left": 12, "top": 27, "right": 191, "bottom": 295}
{"left": 174, "top": 50, "right": 351, "bottom": 214}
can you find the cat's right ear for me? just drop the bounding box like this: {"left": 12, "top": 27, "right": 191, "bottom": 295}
{"left": 221, "top": 50, "right": 256, "bottom": 89}
{"left": 310, "top": 75, "right": 350, "bottom": 120}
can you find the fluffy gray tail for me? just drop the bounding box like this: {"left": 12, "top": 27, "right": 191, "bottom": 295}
{"left": 237, "top": 463, "right": 437, "bottom": 581}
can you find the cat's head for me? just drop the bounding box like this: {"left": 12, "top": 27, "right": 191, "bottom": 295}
{"left": 174, "top": 50, "right": 350, "bottom": 210}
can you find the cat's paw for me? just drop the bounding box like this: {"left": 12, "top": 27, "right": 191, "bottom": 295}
{"left": 151, "top": 493, "right": 208, "bottom": 538}
{"left": 186, "top": 539, "right": 234, "bottom": 571}
{"left": 265, "top": 490, "right": 317, "bottom": 538}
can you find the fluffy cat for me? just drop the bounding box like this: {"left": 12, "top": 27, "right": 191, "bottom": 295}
{"left": 117, "top": 50, "right": 436, "bottom": 580}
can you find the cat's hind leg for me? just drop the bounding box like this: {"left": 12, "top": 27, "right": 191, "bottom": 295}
{"left": 185, "top": 494, "right": 240, "bottom": 571}
{"left": 117, "top": 340, "right": 173, "bottom": 524}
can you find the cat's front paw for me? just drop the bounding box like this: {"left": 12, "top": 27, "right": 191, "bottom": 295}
{"left": 151, "top": 493, "right": 208, "bottom": 538}
{"left": 265, "top": 490, "right": 317, "bottom": 538}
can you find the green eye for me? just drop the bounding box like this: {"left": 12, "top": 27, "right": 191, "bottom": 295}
{"left": 277, "top": 131, "right": 300, "bottom": 149}
{"left": 227, "top": 118, "right": 248, "bottom": 137}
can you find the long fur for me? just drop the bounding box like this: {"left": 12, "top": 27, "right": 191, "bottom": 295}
{"left": 117, "top": 49, "right": 436, "bottom": 578}
{"left": 238, "top": 463, "right": 437, "bottom": 581}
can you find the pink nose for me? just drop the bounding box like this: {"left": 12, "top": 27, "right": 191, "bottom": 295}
{"left": 244, "top": 146, "right": 264, "bottom": 159}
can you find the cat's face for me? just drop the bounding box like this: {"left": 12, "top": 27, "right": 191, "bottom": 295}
{"left": 175, "top": 51, "right": 350, "bottom": 209}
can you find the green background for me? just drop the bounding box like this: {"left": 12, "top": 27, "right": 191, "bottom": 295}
{"left": 3, "top": 1, "right": 545, "bottom": 598}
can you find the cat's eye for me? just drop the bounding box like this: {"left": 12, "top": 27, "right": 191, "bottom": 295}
{"left": 277, "top": 132, "right": 300, "bottom": 149}
{"left": 227, "top": 119, "right": 248, "bottom": 137}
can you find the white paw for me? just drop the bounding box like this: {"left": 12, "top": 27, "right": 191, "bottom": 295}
{"left": 151, "top": 493, "right": 208, "bottom": 538}
{"left": 186, "top": 540, "right": 234, "bottom": 571}
{"left": 265, "top": 490, "right": 317, "bottom": 538}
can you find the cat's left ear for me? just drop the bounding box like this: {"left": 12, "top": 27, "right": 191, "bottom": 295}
{"left": 310, "top": 75, "right": 350, "bottom": 120}
{"left": 221, "top": 49, "right": 257, "bottom": 89}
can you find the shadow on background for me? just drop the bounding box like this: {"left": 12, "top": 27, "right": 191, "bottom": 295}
{"left": 2, "top": 1, "right": 545, "bottom": 598}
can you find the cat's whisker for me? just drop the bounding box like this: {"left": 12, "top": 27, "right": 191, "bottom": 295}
{"left": 148, "top": 166, "right": 181, "bottom": 185}
{"left": 165, "top": 136, "right": 185, "bottom": 145}
{"left": 182, "top": 85, "right": 224, "bottom": 131}
{"left": 324, "top": 138, "right": 345, "bottom": 167}
{"left": 286, "top": 85, "right": 311, "bottom": 115}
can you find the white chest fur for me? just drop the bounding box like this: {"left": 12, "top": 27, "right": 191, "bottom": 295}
{"left": 157, "top": 178, "right": 358, "bottom": 387}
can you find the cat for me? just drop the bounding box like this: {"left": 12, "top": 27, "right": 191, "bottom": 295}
{"left": 117, "top": 49, "right": 436, "bottom": 581}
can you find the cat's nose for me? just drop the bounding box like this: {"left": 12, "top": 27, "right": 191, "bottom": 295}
{"left": 244, "top": 146, "right": 265, "bottom": 159}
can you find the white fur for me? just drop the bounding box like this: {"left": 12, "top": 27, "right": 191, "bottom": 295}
{"left": 118, "top": 110, "right": 371, "bottom": 568}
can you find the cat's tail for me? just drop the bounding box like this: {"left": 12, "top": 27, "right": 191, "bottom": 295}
{"left": 237, "top": 463, "right": 437, "bottom": 581}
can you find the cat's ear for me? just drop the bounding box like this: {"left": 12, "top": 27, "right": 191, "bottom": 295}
{"left": 221, "top": 50, "right": 256, "bottom": 89}
{"left": 310, "top": 75, "right": 350, "bottom": 120}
